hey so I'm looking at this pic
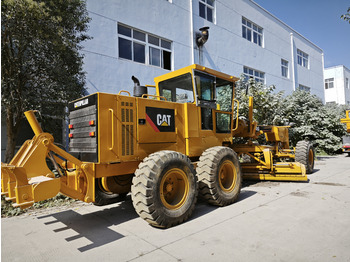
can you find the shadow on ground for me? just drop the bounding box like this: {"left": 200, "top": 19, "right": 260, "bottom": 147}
{"left": 38, "top": 196, "right": 137, "bottom": 252}
{"left": 316, "top": 156, "right": 337, "bottom": 161}
{"left": 38, "top": 186, "right": 257, "bottom": 252}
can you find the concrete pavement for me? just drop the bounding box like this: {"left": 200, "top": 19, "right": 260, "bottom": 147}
{"left": 2, "top": 155, "right": 350, "bottom": 262}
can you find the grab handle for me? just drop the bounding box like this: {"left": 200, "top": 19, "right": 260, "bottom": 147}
{"left": 109, "top": 109, "right": 114, "bottom": 150}
{"left": 118, "top": 90, "right": 131, "bottom": 96}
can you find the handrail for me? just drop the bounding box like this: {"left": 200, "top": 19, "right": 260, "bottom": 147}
{"left": 232, "top": 99, "right": 239, "bottom": 132}
{"left": 141, "top": 94, "right": 167, "bottom": 101}
{"left": 118, "top": 90, "right": 131, "bottom": 96}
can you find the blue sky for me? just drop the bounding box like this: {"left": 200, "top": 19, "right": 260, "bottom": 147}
{"left": 253, "top": 0, "right": 350, "bottom": 69}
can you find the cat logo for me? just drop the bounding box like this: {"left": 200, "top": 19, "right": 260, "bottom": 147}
{"left": 157, "top": 114, "right": 171, "bottom": 127}
{"left": 146, "top": 107, "right": 175, "bottom": 132}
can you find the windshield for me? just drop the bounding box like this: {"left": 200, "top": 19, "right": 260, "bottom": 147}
{"left": 158, "top": 73, "right": 194, "bottom": 103}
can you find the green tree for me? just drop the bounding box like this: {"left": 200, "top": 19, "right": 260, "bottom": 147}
{"left": 341, "top": 7, "right": 350, "bottom": 23}
{"left": 233, "top": 77, "right": 347, "bottom": 154}
{"left": 235, "top": 77, "right": 285, "bottom": 125}
{"left": 281, "top": 90, "right": 347, "bottom": 154}
{"left": 1, "top": 0, "right": 91, "bottom": 162}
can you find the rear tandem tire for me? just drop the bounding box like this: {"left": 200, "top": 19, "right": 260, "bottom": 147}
{"left": 197, "top": 146, "right": 242, "bottom": 206}
{"left": 131, "top": 150, "right": 198, "bottom": 228}
{"left": 93, "top": 178, "right": 127, "bottom": 206}
{"left": 295, "top": 140, "right": 315, "bottom": 174}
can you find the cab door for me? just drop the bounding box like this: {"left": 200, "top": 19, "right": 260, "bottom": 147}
{"left": 194, "top": 71, "right": 219, "bottom": 148}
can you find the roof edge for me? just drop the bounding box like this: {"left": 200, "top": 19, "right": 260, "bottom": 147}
{"left": 325, "top": 65, "right": 350, "bottom": 72}
{"left": 248, "top": 0, "right": 323, "bottom": 53}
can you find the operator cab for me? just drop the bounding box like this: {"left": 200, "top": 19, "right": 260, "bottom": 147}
{"left": 155, "top": 64, "right": 237, "bottom": 133}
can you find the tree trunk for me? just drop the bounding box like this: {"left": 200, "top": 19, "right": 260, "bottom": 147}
{"left": 4, "top": 109, "right": 22, "bottom": 163}
{"left": 5, "top": 125, "right": 16, "bottom": 164}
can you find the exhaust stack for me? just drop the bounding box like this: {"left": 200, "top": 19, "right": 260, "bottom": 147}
{"left": 132, "top": 76, "right": 147, "bottom": 97}
{"left": 196, "top": 27, "right": 210, "bottom": 47}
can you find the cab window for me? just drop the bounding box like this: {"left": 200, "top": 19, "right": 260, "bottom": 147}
{"left": 194, "top": 71, "right": 215, "bottom": 130}
{"left": 216, "top": 78, "right": 233, "bottom": 112}
{"left": 194, "top": 71, "right": 215, "bottom": 102}
{"left": 158, "top": 73, "right": 194, "bottom": 103}
{"left": 216, "top": 113, "right": 231, "bottom": 133}
{"left": 216, "top": 79, "right": 233, "bottom": 133}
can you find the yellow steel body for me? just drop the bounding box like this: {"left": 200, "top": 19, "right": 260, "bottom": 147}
{"left": 1, "top": 64, "right": 307, "bottom": 208}
{"left": 341, "top": 110, "right": 350, "bottom": 133}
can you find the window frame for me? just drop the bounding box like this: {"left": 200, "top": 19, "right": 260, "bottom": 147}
{"left": 325, "top": 78, "right": 334, "bottom": 89}
{"left": 298, "top": 84, "right": 311, "bottom": 92}
{"left": 281, "top": 59, "right": 289, "bottom": 78}
{"left": 243, "top": 66, "right": 265, "bottom": 84}
{"left": 118, "top": 24, "right": 172, "bottom": 70}
{"left": 297, "top": 49, "right": 309, "bottom": 69}
{"left": 199, "top": 0, "right": 215, "bottom": 23}
{"left": 242, "top": 17, "right": 263, "bottom": 47}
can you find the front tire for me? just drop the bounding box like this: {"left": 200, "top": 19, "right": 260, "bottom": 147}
{"left": 295, "top": 140, "right": 315, "bottom": 174}
{"left": 197, "top": 146, "right": 242, "bottom": 206}
{"left": 131, "top": 151, "right": 197, "bottom": 228}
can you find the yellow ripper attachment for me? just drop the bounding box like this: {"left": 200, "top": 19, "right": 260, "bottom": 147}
{"left": 233, "top": 145, "right": 308, "bottom": 182}
{"left": 1, "top": 133, "right": 61, "bottom": 209}
{"left": 1, "top": 111, "right": 95, "bottom": 209}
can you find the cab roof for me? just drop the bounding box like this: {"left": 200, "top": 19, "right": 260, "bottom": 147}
{"left": 154, "top": 64, "right": 239, "bottom": 84}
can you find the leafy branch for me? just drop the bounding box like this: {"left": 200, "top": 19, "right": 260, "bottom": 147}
{"left": 341, "top": 7, "right": 350, "bottom": 23}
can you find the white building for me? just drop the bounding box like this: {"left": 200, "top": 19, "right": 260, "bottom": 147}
{"left": 82, "top": 0, "right": 325, "bottom": 99}
{"left": 1, "top": 0, "right": 327, "bottom": 162}
{"left": 324, "top": 65, "right": 350, "bottom": 105}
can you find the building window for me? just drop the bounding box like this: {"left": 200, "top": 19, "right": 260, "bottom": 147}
{"left": 346, "top": 78, "right": 349, "bottom": 89}
{"left": 298, "top": 84, "right": 310, "bottom": 92}
{"left": 325, "top": 78, "right": 334, "bottom": 89}
{"left": 118, "top": 24, "right": 172, "bottom": 70}
{"left": 297, "top": 49, "right": 309, "bottom": 68}
{"left": 199, "top": 0, "right": 214, "bottom": 22}
{"left": 242, "top": 17, "right": 263, "bottom": 46}
{"left": 281, "top": 59, "right": 289, "bottom": 78}
{"left": 243, "top": 66, "right": 265, "bottom": 83}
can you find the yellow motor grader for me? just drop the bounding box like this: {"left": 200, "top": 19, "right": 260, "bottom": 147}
{"left": 340, "top": 110, "right": 350, "bottom": 155}
{"left": 1, "top": 64, "right": 314, "bottom": 228}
